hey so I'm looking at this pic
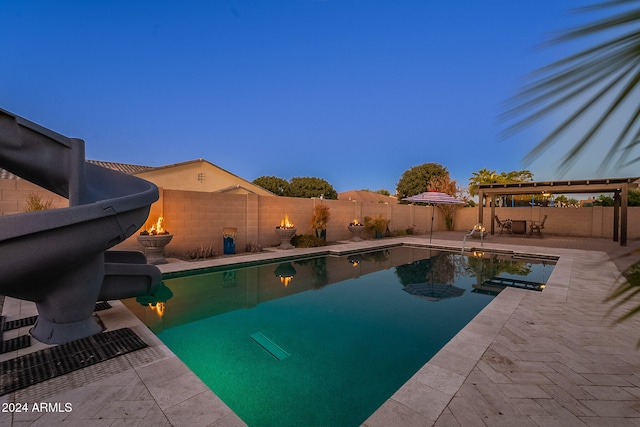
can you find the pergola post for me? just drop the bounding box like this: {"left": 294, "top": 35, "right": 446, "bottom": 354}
{"left": 490, "top": 195, "right": 496, "bottom": 235}
{"left": 613, "top": 190, "right": 620, "bottom": 242}
{"left": 621, "top": 183, "right": 628, "bottom": 246}
{"left": 478, "top": 189, "right": 485, "bottom": 231}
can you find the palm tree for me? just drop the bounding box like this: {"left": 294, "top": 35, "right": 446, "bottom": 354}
{"left": 503, "top": 0, "right": 640, "bottom": 344}
{"left": 468, "top": 168, "right": 501, "bottom": 197}
{"left": 468, "top": 168, "right": 534, "bottom": 207}
{"left": 502, "top": 0, "right": 640, "bottom": 175}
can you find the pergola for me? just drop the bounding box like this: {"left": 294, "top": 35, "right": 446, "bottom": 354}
{"left": 477, "top": 177, "right": 640, "bottom": 246}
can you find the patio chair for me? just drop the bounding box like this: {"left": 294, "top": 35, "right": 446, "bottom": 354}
{"left": 529, "top": 215, "right": 548, "bottom": 238}
{"left": 495, "top": 215, "right": 513, "bottom": 235}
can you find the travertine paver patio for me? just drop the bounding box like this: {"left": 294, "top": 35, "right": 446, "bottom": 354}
{"left": 1, "top": 234, "right": 639, "bottom": 426}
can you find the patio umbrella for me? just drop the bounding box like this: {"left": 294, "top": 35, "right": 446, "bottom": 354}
{"left": 403, "top": 190, "right": 465, "bottom": 242}
{"left": 402, "top": 283, "right": 465, "bottom": 302}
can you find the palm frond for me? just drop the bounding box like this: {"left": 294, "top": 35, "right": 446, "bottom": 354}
{"left": 502, "top": 0, "right": 640, "bottom": 172}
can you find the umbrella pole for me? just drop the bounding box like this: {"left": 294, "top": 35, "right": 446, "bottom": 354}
{"left": 430, "top": 204, "right": 434, "bottom": 243}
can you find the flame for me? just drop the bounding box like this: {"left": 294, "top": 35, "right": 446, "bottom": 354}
{"left": 279, "top": 215, "right": 294, "bottom": 229}
{"left": 147, "top": 217, "right": 166, "bottom": 235}
{"left": 351, "top": 219, "right": 361, "bottom": 226}
{"left": 149, "top": 302, "right": 165, "bottom": 317}
{"left": 280, "top": 276, "right": 293, "bottom": 287}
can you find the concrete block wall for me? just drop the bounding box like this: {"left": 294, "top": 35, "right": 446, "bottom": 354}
{"left": 2, "top": 178, "right": 638, "bottom": 257}
{"left": 161, "top": 189, "right": 250, "bottom": 256}
{"left": 0, "top": 179, "right": 67, "bottom": 215}
{"left": 455, "top": 205, "right": 639, "bottom": 239}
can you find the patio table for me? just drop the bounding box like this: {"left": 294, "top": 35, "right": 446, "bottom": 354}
{"left": 511, "top": 220, "right": 528, "bottom": 235}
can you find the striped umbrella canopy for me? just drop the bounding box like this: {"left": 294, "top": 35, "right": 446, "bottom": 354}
{"left": 403, "top": 191, "right": 465, "bottom": 242}
{"left": 402, "top": 282, "right": 466, "bottom": 302}
{"left": 403, "top": 190, "right": 465, "bottom": 205}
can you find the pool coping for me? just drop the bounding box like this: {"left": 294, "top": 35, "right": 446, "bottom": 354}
{"left": 0, "top": 236, "right": 632, "bottom": 426}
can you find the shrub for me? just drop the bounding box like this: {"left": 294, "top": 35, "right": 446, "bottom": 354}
{"left": 185, "top": 246, "right": 215, "bottom": 260}
{"left": 23, "top": 193, "right": 53, "bottom": 212}
{"left": 364, "top": 215, "right": 390, "bottom": 236}
{"left": 291, "top": 234, "right": 327, "bottom": 248}
{"left": 311, "top": 204, "right": 331, "bottom": 238}
{"left": 393, "top": 228, "right": 407, "bottom": 237}
{"left": 246, "top": 242, "right": 262, "bottom": 253}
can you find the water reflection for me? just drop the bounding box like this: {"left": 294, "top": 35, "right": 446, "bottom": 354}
{"left": 122, "top": 248, "right": 554, "bottom": 333}
{"left": 466, "top": 252, "right": 545, "bottom": 295}
{"left": 134, "top": 282, "right": 174, "bottom": 331}
{"left": 274, "top": 262, "right": 297, "bottom": 287}
{"left": 395, "top": 252, "right": 467, "bottom": 302}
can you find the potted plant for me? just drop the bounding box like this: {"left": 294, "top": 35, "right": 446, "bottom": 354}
{"left": 311, "top": 204, "right": 331, "bottom": 240}
{"left": 364, "top": 215, "right": 390, "bottom": 239}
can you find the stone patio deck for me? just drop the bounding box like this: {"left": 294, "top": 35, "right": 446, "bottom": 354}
{"left": 1, "top": 233, "right": 639, "bottom": 426}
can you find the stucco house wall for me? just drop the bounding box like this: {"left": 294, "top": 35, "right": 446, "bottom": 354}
{"left": 134, "top": 159, "right": 275, "bottom": 196}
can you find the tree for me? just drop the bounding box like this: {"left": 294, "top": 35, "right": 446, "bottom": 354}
{"left": 396, "top": 163, "right": 449, "bottom": 202}
{"left": 502, "top": 1, "right": 640, "bottom": 174}
{"left": 554, "top": 194, "right": 580, "bottom": 207}
{"left": 252, "top": 176, "right": 290, "bottom": 196}
{"left": 428, "top": 174, "right": 468, "bottom": 230}
{"left": 593, "top": 194, "right": 615, "bottom": 206}
{"left": 468, "top": 168, "right": 534, "bottom": 206}
{"left": 468, "top": 168, "right": 501, "bottom": 197}
{"left": 288, "top": 177, "right": 338, "bottom": 199}
{"left": 468, "top": 168, "right": 534, "bottom": 196}
{"left": 502, "top": 170, "right": 534, "bottom": 183}
{"left": 253, "top": 176, "right": 338, "bottom": 199}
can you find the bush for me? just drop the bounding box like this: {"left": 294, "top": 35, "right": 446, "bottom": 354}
{"left": 291, "top": 234, "right": 327, "bottom": 248}
{"left": 246, "top": 242, "right": 262, "bottom": 253}
{"left": 23, "top": 193, "right": 53, "bottom": 212}
{"left": 364, "top": 215, "right": 390, "bottom": 235}
{"left": 182, "top": 246, "right": 215, "bottom": 260}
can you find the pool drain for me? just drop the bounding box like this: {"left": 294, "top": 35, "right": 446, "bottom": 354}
{"left": 250, "top": 332, "right": 290, "bottom": 361}
{"left": 0, "top": 327, "right": 147, "bottom": 395}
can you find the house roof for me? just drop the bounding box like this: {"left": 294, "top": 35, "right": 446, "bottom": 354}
{"left": 1, "top": 157, "right": 271, "bottom": 196}
{"left": 0, "top": 168, "right": 17, "bottom": 180}
{"left": 0, "top": 160, "right": 152, "bottom": 180}
{"left": 134, "top": 158, "right": 276, "bottom": 196}
{"left": 87, "top": 160, "right": 154, "bottom": 175}
{"left": 338, "top": 190, "right": 398, "bottom": 203}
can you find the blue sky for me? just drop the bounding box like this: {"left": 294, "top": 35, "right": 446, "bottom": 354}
{"left": 2, "top": 0, "right": 635, "bottom": 193}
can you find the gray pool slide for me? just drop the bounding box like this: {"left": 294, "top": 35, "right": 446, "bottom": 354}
{"left": 0, "top": 108, "right": 161, "bottom": 344}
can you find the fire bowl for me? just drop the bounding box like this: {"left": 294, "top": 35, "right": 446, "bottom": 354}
{"left": 348, "top": 224, "right": 364, "bottom": 241}
{"left": 275, "top": 227, "right": 296, "bottom": 250}
{"left": 137, "top": 234, "right": 173, "bottom": 264}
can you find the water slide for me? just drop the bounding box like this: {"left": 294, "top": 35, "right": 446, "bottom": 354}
{"left": 0, "top": 108, "right": 161, "bottom": 344}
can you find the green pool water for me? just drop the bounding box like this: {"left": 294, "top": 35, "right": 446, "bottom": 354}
{"left": 124, "top": 247, "right": 555, "bottom": 426}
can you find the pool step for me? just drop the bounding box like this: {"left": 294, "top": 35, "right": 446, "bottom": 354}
{"left": 250, "top": 332, "right": 290, "bottom": 361}
{"left": 478, "top": 277, "right": 545, "bottom": 292}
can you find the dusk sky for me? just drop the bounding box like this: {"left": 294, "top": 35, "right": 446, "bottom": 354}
{"left": 2, "top": 1, "right": 636, "bottom": 193}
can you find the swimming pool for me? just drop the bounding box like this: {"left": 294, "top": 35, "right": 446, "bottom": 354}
{"left": 123, "top": 246, "right": 555, "bottom": 426}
